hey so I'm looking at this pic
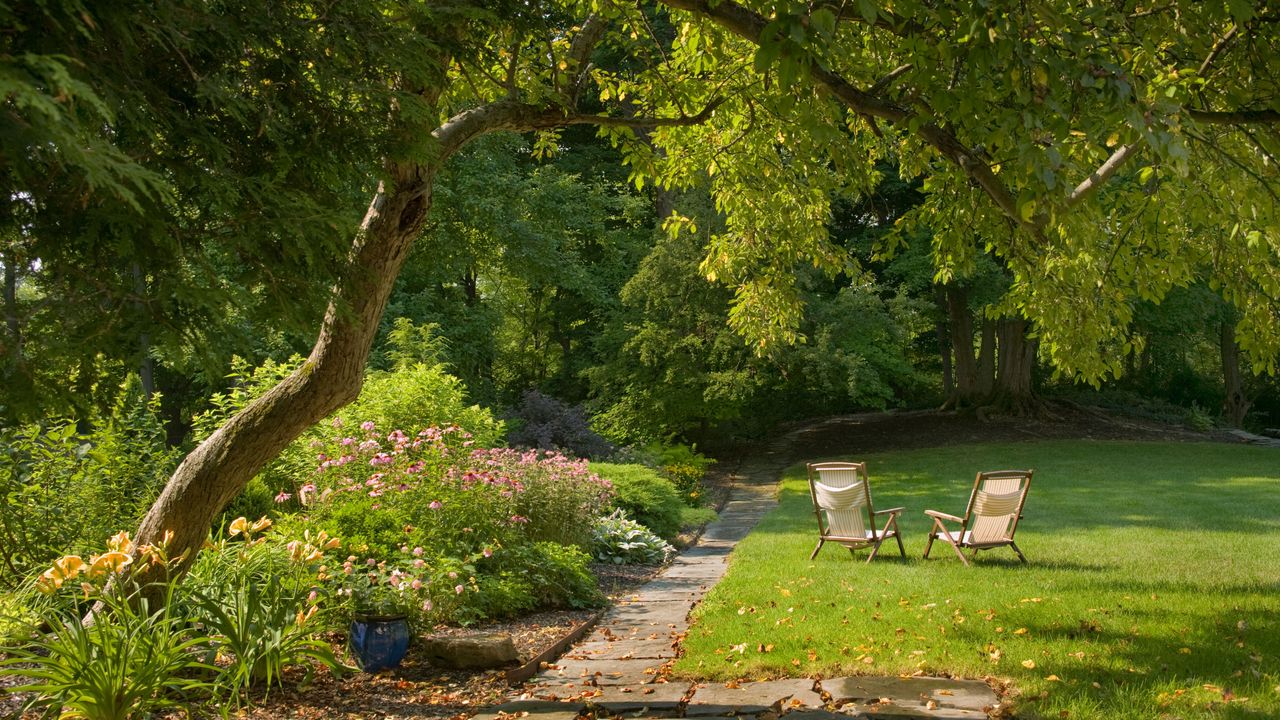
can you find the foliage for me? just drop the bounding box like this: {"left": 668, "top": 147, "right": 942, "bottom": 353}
{"left": 2, "top": 534, "right": 217, "bottom": 719}
{"left": 473, "top": 542, "right": 603, "bottom": 619}
{"left": 506, "top": 389, "right": 615, "bottom": 459}
{"left": 679, "top": 441, "right": 1280, "bottom": 720}
{"left": 282, "top": 420, "right": 610, "bottom": 625}
{"left": 591, "top": 462, "right": 686, "bottom": 541}
{"left": 0, "top": 378, "right": 177, "bottom": 586}
{"left": 653, "top": 443, "right": 715, "bottom": 505}
{"left": 592, "top": 510, "right": 675, "bottom": 565}
{"left": 182, "top": 519, "right": 343, "bottom": 698}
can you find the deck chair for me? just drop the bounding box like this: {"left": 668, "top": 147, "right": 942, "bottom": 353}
{"left": 807, "top": 462, "right": 905, "bottom": 562}
{"left": 923, "top": 469, "right": 1033, "bottom": 566}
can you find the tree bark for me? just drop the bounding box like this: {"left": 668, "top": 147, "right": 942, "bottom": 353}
{"left": 975, "top": 317, "right": 996, "bottom": 399}
{"left": 942, "top": 283, "right": 977, "bottom": 409}
{"left": 933, "top": 289, "right": 953, "bottom": 400}
{"left": 1221, "top": 319, "right": 1249, "bottom": 427}
{"left": 990, "top": 316, "right": 1037, "bottom": 414}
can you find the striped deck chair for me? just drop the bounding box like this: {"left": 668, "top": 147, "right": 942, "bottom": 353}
{"left": 807, "top": 462, "right": 905, "bottom": 562}
{"left": 923, "top": 469, "right": 1033, "bottom": 566}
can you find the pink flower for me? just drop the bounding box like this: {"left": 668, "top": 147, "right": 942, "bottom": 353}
{"left": 429, "top": 500, "right": 443, "bottom": 510}
{"left": 307, "top": 590, "right": 318, "bottom": 603}
{"left": 331, "top": 417, "right": 344, "bottom": 428}
{"left": 412, "top": 547, "right": 424, "bottom": 557}
{"left": 414, "top": 558, "right": 426, "bottom": 568}
{"left": 341, "top": 437, "right": 356, "bottom": 446}
{"left": 448, "top": 571, "right": 458, "bottom": 579}
{"left": 275, "top": 491, "right": 292, "bottom": 503}
{"left": 361, "top": 421, "right": 376, "bottom": 432}
{"left": 510, "top": 514, "right": 529, "bottom": 524}
{"left": 411, "top": 579, "right": 423, "bottom": 590}
{"left": 483, "top": 548, "right": 493, "bottom": 558}
{"left": 422, "top": 599, "right": 433, "bottom": 611}
{"left": 366, "top": 558, "right": 377, "bottom": 566}
{"left": 454, "top": 584, "right": 464, "bottom": 594}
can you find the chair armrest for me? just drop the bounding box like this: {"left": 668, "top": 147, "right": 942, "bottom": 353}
{"left": 873, "top": 506, "right": 905, "bottom": 516}
{"left": 924, "top": 509, "right": 963, "bottom": 523}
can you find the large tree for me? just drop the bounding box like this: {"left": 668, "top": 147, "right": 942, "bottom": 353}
{"left": 6, "top": 1, "right": 1279, "bottom": 583}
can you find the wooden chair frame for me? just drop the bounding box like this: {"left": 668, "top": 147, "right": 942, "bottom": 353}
{"left": 807, "top": 461, "right": 905, "bottom": 562}
{"left": 923, "top": 469, "right": 1033, "bottom": 566}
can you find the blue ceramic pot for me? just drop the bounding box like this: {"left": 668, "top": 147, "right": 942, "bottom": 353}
{"left": 349, "top": 615, "right": 410, "bottom": 672}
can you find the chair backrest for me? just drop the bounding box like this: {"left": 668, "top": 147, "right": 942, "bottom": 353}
{"left": 808, "top": 462, "right": 874, "bottom": 540}
{"left": 963, "top": 469, "right": 1033, "bottom": 543}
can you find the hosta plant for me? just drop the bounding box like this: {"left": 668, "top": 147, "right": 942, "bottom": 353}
{"left": 591, "top": 510, "right": 674, "bottom": 565}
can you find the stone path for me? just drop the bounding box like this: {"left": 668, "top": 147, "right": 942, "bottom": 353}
{"left": 474, "top": 427, "right": 1000, "bottom": 720}
{"left": 1227, "top": 428, "right": 1280, "bottom": 448}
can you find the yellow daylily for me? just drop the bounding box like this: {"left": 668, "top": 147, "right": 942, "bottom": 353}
{"left": 251, "top": 516, "right": 272, "bottom": 533}
{"left": 228, "top": 516, "right": 250, "bottom": 537}
{"left": 106, "top": 530, "right": 135, "bottom": 554}
{"left": 87, "top": 551, "right": 133, "bottom": 577}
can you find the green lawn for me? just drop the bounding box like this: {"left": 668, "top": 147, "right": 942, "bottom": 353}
{"left": 676, "top": 441, "right": 1280, "bottom": 719}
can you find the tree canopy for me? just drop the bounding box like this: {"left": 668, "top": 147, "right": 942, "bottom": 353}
{"left": 3, "top": 0, "right": 1279, "bottom": 578}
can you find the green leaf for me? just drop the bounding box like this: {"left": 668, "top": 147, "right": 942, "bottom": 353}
{"left": 857, "top": 0, "right": 878, "bottom": 24}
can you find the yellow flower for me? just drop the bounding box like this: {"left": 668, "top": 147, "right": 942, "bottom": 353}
{"left": 106, "top": 531, "right": 135, "bottom": 554}
{"left": 228, "top": 517, "right": 250, "bottom": 537}
{"left": 251, "top": 516, "right": 272, "bottom": 533}
{"left": 88, "top": 551, "right": 133, "bottom": 578}
{"left": 36, "top": 555, "right": 87, "bottom": 594}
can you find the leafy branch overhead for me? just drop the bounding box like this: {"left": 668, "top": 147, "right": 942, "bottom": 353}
{"left": 649, "top": 0, "right": 1280, "bottom": 379}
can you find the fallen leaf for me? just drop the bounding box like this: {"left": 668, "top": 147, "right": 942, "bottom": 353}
{"left": 1022, "top": 660, "right": 1036, "bottom": 669}
{"left": 1046, "top": 675, "right": 1060, "bottom": 682}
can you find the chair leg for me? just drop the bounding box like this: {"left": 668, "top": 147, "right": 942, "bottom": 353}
{"left": 1010, "top": 541, "right": 1028, "bottom": 564}
{"left": 923, "top": 532, "right": 935, "bottom": 559}
{"left": 893, "top": 523, "right": 906, "bottom": 558}
{"left": 867, "top": 538, "right": 883, "bottom": 563}
{"left": 942, "top": 532, "right": 970, "bottom": 566}
{"left": 809, "top": 539, "right": 825, "bottom": 560}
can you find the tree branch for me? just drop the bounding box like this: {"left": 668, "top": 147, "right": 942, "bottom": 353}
{"left": 1066, "top": 143, "right": 1140, "bottom": 209}
{"left": 657, "top": 0, "right": 1032, "bottom": 234}
{"left": 1187, "top": 108, "right": 1280, "bottom": 125}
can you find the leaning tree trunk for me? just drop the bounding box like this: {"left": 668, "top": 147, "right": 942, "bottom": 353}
{"left": 988, "top": 316, "right": 1038, "bottom": 415}
{"left": 132, "top": 158, "right": 437, "bottom": 590}
{"left": 1221, "top": 319, "right": 1250, "bottom": 427}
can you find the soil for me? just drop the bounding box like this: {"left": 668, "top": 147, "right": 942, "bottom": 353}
{"left": 1, "top": 406, "right": 1245, "bottom": 720}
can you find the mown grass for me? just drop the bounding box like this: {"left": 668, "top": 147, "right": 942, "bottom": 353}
{"left": 675, "top": 441, "right": 1280, "bottom": 719}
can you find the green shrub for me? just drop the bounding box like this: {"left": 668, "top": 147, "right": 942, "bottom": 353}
{"left": 592, "top": 510, "right": 674, "bottom": 565}
{"left": 0, "top": 378, "right": 178, "bottom": 586}
{"left": 591, "top": 462, "right": 685, "bottom": 541}
{"left": 499, "top": 542, "right": 602, "bottom": 609}
{"left": 652, "top": 442, "right": 714, "bottom": 506}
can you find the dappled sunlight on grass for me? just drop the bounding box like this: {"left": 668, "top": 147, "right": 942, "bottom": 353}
{"left": 674, "top": 441, "right": 1280, "bottom": 719}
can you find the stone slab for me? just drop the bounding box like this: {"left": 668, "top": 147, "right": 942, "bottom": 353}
{"left": 604, "top": 602, "right": 691, "bottom": 626}
{"left": 532, "top": 657, "right": 668, "bottom": 686}
{"left": 846, "top": 702, "right": 988, "bottom": 719}
{"left": 785, "top": 711, "right": 857, "bottom": 720}
{"left": 657, "top": 563, "right": 729, "bottom": 580}
{"left": 820, "top": 677, "right": 995, "bottom": 714}
{"left": 564, "top": 638, "right": 680, "bottom": 660}
{"left": 685, "top": 679, "right": 825, "bottom": 716}
{"left": 582, "top": 680, "right": 692, "bottom": 712}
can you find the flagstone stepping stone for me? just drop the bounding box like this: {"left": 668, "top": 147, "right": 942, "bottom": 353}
{"left": 566, "top": 637, "right": 680, "bottom": 660}
{"left": 582, "top": 681, "right": 692, "bottom": 712}
{"left": 820, "top": 677, "right": 996, "bottom": 716}
{"left": 531, "top": 657, "right": 668, "bottom": 686}
{"left": 684, "top": 679, "right": 825, "bottom": 716}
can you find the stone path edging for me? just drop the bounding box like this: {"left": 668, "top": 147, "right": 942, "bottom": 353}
{"left": 480, "top": 428, "right": 1000, "bottom": 719}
